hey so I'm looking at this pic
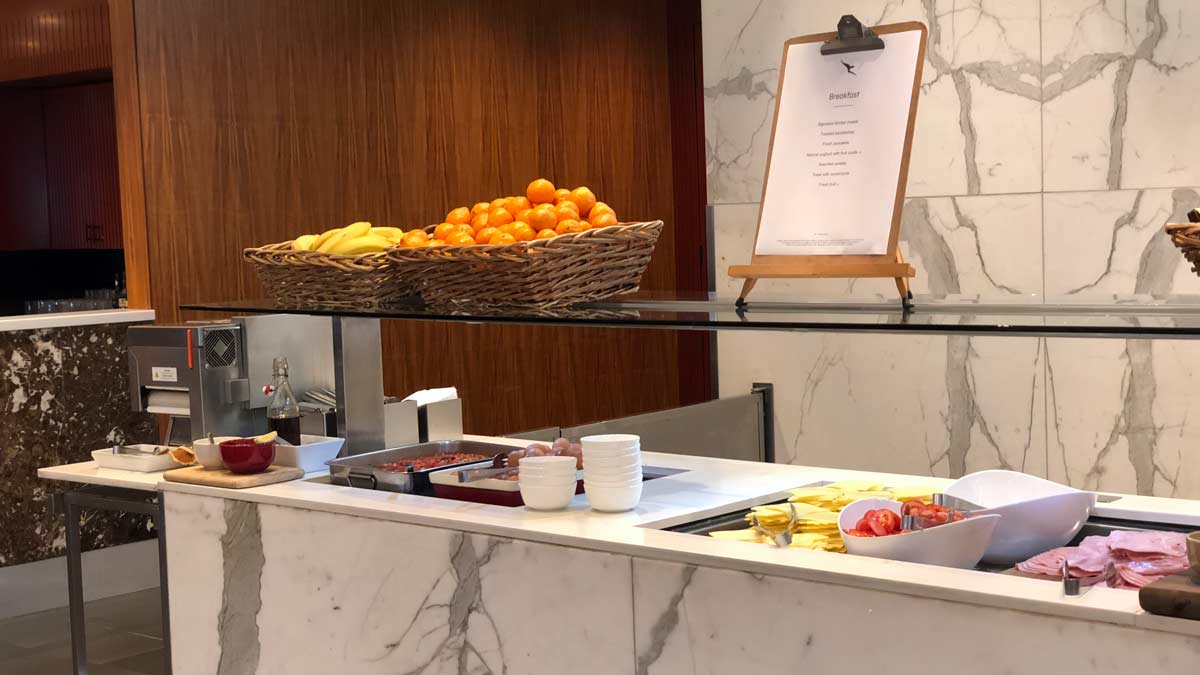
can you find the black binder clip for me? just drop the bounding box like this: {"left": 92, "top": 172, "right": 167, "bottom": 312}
{"left": 820, "top": 15, "right": 885, "bottom": 55}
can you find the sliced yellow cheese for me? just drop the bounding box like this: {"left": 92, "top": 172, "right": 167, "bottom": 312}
{"left": 708, "top": 528, "right": 765, "bottom": 543}
{"left": 888, "top": 485, "right": 941, "bottom": 501}
{"left": 827, "top": 480, "right": 885, "bottom": 492}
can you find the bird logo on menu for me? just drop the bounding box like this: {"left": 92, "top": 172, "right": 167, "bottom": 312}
{"left": 841, "top": 60, "right": 857, "bottom": 75}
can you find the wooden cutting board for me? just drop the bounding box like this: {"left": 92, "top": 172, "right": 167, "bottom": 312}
{"left": 163, "top": 465, "right": 304, "bottom": 489}
{"left": 1139, "top": 573, "right": 1200, "bottom": 620}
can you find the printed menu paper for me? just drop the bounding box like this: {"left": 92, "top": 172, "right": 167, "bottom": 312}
{"left": 755, "top": 30, "right": 922, "bottom": 256}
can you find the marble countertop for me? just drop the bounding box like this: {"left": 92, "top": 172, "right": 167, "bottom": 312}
{"left": 38, "top": 436, "right": 1200, "bottom": 637}
{"left": 0, "top": 309, "right": 155, "bottom": 332}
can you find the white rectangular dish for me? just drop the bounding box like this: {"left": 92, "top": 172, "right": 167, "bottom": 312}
{"left": 91, "top": 446, "right": 178, "bottom": 472}
{"left": 273, "top": 435, "right": 345, "bottom": 473}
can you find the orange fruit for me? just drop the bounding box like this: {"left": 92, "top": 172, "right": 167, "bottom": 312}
{"left": 433, "top": 223, "right": 459, "bottom": 241}
{"left": 506, "top": 196, "right": 532, "bottom": 215}
{"left": 554, "top": 188, "right": 570, "bottom": 202}
{"left": 535, "top": 228, "right": 557, "bottom": 240}
{"left": 402, "top": 230, "right": 429, "bottom": 247}
{"left": 471, "top": 202, "right": 490, "bottom": 216}
{"left": 475, "top": 226, "right": 499, "bottom": 244}
{"left": 446, "top": 207, "right": 472, "bottom": 225}
{"left": 490, "top": 232, "right": 516, "bottom": 246}
{"left": 590, "top": 212, "right": 618, "bottom": 228}
{"left": 454, "top": 223, "right": 476, "bottom": 237}
{"left": 427, "top": 239, "right": 447, "bottom": 247}
{"left": 526, "top": 178, "right": 556, "bottom": 204}
{"left": 497, "top": 223, "right": 517, "bottom": 236}
{"left": 553, "top": 202, "right": 580, "bottom": 222}
{"left": 489, "top": 197, "right": 507, "bottom": 212}
{"left": 470, "top": 212, "right": 489, "bottom": 231}
{"left": 448, "top": 231, "right": 477, "bottom": 246}
{"left": 555, "top": 219, "right": 580, "bottom": 235}
{"left": 488, "top": 207, "right": 514, "bottom": 228}
{"left": 589, "top": 201, "right": 615, "bottom": 221}
{"left": 517, "top": 208, "right": 534, "bottom": 223}
{"left": 512, "top": 222, "right": 536, "bottom": 242}
{"left": 528, "top": 205, "right": 557, "bottom": 231}
{"left": 567, "top": 187, "right": 596, "bottom": 217}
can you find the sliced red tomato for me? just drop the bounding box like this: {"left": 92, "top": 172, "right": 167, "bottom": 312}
{"left": 901, "top": 500, "right": 925, "bottom": 516}
{"left": 843, "top": 529, "right": 874, "bottom": 537}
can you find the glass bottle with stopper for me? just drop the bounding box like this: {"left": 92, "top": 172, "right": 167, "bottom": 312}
{"left": 264, "top": 356, "right": 301, "bottom": 445}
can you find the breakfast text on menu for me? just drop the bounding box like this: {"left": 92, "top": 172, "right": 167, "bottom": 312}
{"left": 754, "top": 30, "right": 922, "bottom": 256}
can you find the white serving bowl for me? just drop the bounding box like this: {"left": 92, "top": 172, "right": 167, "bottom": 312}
{"left": 273, "top": 435, "right": 345, "bottom": 473}
{"left": 191, "top": 436, "right": 240, "bottom": 469}
{"left": 838, "top": 498, "right": 1001, "bottom": 570}
{"left": 584, "top": 468, "right": 644, "bottom": 483}
{"left": 519, "top": 481, "right": 576, "bottom": 510}
{"left": 585, "top": 482, "right": 643, "bottom": 512}
{"left": 584, "top": 478, "right": 643, "bottom": 490}
{"left": 944, "top": 470, "right": 1096, "bottom": 564}
{"left": 581, "top": 434, "right": 641, "bottom": 451}
{"left": 583, "top": 453, "right": 642, "bottom": 467}
{"left": 519, "top": 457, "right": 579, "bottom": 478}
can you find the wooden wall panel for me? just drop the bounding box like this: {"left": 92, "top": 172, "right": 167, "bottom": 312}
{"left": 43, "top": 82, "right": 122, "bottom": 248}
{"left": 0, "top": 89, "right": 51, "bottom": 250}
{"left": 133, "top": 0, "right": 699, "bottom": 434}
{"left": 109, "top": 0, "right": 150, "bottom": 307}
{"left": 0, "top": 1, "right": 110, "bottom": 82}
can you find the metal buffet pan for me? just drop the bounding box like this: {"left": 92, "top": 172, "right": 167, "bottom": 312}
{"left": 326, "top": 440, "right": 512, "bottom": 495}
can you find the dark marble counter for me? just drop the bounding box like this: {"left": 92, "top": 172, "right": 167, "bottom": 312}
{"left": 0, "top": 322, "right": 156, "bottom": 567}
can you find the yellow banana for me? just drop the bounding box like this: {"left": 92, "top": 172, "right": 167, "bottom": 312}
{"left": 342, "top": 221, "right": 372, "bottom": 239}
{"left": 329, "top": 234, "right": 392, "bottom": 255}
{"left": 316, "top": 229, "right": 348, "bottom": 253}
{"left": 292, "top": 234, "right": 318, "bottom": 251}
{"left": 311, "top": 227, "right": 342, "bottom": 251}
{"left": 371, "top": 227, "right": 405, "bottom": 242}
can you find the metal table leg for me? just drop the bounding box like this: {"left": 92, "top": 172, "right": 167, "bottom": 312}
{"left": 63, "top": 498, "right": 88, "bottom": 674}
{"left": 57, "top": 486, "right": 172, "bottom": 675}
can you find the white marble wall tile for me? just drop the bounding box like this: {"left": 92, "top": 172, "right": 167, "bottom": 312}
{"left": 632, "top": 557, "right": 1200, "bottom": 675}
{"left": 702, "top": 0, "right": 1042, "bottom": 203}
{"left": 1042, "top": 0, "right": 1200, "bottom": 191}
{"left": 1047, "top": 337, "right": 1200, "bottom": 497}
{"left": 1043, "top": 187, "right": 1200, "bottom": 297}
{"left": 717, "top": 329, "right": 1045, "bottom": 481}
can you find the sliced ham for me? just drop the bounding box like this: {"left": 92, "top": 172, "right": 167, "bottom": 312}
{"left": 1015, "top": 530, "right": 1188, "bottom": 590}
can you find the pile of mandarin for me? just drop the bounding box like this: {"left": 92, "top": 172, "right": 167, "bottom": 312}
{"left": 395, "top": 179, "right": 620, "bottom": 248}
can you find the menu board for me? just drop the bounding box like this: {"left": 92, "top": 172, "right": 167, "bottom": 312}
{"left": 754, "top": 30, "right": 923, "bottom": 256}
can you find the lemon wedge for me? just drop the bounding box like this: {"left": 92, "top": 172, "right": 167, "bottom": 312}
{"left": 252, "top": 431, "right": 278, "bottom": 444}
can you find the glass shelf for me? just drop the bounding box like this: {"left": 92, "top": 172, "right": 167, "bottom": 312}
{"left": 180, "top": 292, "right": 1200, "bottom": 339}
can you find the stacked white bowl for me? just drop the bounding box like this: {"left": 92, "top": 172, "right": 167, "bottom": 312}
{"left": 581, "top": 434, "right": 643, "bottom": 512}
{"left": 518, "top": 455, "right": 579, "bottom": 510}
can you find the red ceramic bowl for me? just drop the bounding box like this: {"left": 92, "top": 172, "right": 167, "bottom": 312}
{"left": 219, "top": 439, "right": 275, "bottom": 474}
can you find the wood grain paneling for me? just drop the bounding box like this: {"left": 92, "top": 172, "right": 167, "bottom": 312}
{"left": 109, "top": 0, "right": 149, "bottom": 307}
{"left": 43, "top": 82, "right": 122, "bottom": 248}
{"left": 0, "top": 88, "right": 51, "bottom": 250}
{"left": 132, "top": 0, "right": 704, "bottom": 434}
{"left": 0, "top": 1, "right": 110, "bottom": 82}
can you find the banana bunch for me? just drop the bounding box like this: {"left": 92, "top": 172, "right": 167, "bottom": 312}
{"left": 291, "top": 222, "right": 407, "bottom": 255}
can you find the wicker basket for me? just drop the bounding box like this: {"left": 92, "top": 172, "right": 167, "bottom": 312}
{"left": 388, "top": 221, "right": 664, "bottom": 309}
{"left": 1166, "top": 222, "right": 1200, "bottom": 274}
{"left": 243, "top": 242, "right": 421, "bottom": 308}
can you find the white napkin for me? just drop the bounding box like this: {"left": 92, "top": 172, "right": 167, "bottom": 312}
{"left": 402, "top": 387, "right": 458, "bottom": 407}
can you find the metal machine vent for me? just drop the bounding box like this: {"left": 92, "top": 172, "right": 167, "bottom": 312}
{"left": 203, "top": 328, "right": 239, "bottom": 368}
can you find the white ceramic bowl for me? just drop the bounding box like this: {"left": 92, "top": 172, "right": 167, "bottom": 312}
{"left": 274, "top": 435, "right": 345, "bottom": 473}
{"left": 581, "top": 434, "right": 641, "bottom": 451}
{"left": 520, "top": 481, "right": 576, "bottom": 510}
{"left": 586, "top": 482, "right": 643, "bottom": 512}
{"left": 519, "top": 457, "right": 579, "bottom": 479}
{"left": 584, "top": 468, "right": 644, "bottom": 483}
{"left": 944, "top": 470, "right": 1096, "bottom": 564}
{"left": 584, "top": 478, "right": 643, "bottom": 490}
{"left": 191, "top": 436, "right": 240, "bottom": 469}
{"left": 583, "top": 453, "right": 642, "bottom": 467}
{"left": 838, "top": 498, "right": 1001, "bottom": 569}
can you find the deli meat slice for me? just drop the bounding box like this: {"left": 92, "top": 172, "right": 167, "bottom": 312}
{"left": 1015, "top": 530, "right": 1188, "bottom": 589}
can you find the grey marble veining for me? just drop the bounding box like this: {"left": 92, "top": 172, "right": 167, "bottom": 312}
{"left": 217, "top": 501, "right": 263, "bottom": 675}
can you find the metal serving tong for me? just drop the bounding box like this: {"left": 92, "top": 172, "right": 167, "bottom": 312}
{"left": 751, "top": 503, "right": 798, "bottom": 548}
{"left": 112, "top": 444, "right": 168, "bottom": 456}
{"left": 931, "top": 493, "right": 985, "bottom": 512}
{"left": 457, "top": 453, "right": 515, "bottom": 482}
{"left": 1062, "top": 559, "right": 1117, "bottom": 597}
